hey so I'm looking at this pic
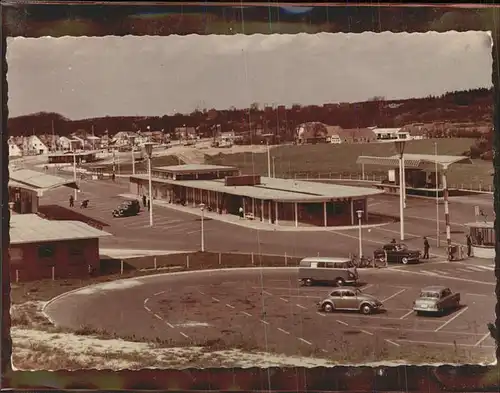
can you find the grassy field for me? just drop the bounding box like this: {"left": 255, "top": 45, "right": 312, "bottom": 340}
{"left": 84, "top": 155, "right": 183, "bottom": 174}
{"left": 206, "top": 138, "right": 493, "bottom": 188}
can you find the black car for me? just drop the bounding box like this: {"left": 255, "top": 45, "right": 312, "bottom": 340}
{"left": 112, "top": 200, "right": 140, "bottom": 218}
{"left": 373, "top": 243, "right": 421, "bottom": 265}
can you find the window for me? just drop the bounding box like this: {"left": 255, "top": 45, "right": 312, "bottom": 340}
{"left": 317, "top": 262, "right": 326, "bottom": 268}
{"left": 331, "top": 291, "right": 341, "bottom": 297}
{"left": 343, "top": 291, "right": 355, "bottom": 297}
{"left": 38, "top": 244, "right": 55, "bottom": 259}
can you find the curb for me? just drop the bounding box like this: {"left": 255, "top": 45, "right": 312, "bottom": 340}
{"left": 117, "top": 194, "right": 394, "bottom": 232}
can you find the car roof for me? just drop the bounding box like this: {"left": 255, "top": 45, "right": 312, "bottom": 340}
{"left": 421, "top": 285, "right": 447, "bottom": 292}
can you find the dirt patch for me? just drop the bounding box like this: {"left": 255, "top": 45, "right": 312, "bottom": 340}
{"left": 37, "top": 204, "right": 110, "bottom": 229}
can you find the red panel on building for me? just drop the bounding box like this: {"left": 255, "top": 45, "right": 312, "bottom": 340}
{"left": 225, "top": 175, "right": 261, "bottom": 187}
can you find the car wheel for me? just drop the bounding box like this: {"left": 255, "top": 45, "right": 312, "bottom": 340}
{"left": 305, "top": 279, "right": 313, "bottom": 286}
{"left": 360, "top": 304, "right": 373, "bottom": 315}
{"left": 401, "top": 257, "right": 409, "bottom": 265}
{"left": 335, "top": 278, "right": 345, "bottom": 287}
{"left": 323, "top": 303, "right": 334, "bottom": 313}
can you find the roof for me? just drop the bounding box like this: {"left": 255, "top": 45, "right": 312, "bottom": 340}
{"left": 300, "top": 257, "right": 351, "bottom": 263}
{"left": 9, "top": 169, "right": 79, "bottom": 191}
{"left": 356, "top": 154, "right": 472, "bottom": 170}
{"left": 464, "top": 221, "right": 494, "bottom": 229}
{"left": 420, "top": 286, "right": 448, "bottom": 292}
{"left": 9, "top": 214, "right": 112, "bottom": 245}
{"left": 155, "top": 164, "right": 239, "bottom": 174}
{"left": 131, "top": 174, "right": 384, "bottom": 203}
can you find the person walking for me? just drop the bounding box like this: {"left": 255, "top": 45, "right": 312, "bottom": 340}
{"left": 390, "top": 238, "right": 396, "bottom": 244}
{"left": 423, "top": 237, "right": 430, "bottom": 259}
{"left": 69, "top": 195, "right": 74, "bottom": 208}
{"left": 142, "top": 194, "right": 147, "bottom": 208}
{"left": 112, "top": 172, "right": 116, "bottom": 182}
{"left": 466, "top": 234, "right": 472, "bottom": 257}
{"left": 147, "top": 199, "right": 151, "bottom": 212}
{"left": 238, "top": 206, "right": 244, "bottom": 219}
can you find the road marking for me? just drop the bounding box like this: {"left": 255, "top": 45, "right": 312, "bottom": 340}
{"left": 144, "top": 306, "right": 151, "bottom": 312}
{"left": 144, "top": 298, "right": 150, "bottom": 304}
{"left": 241, "top": 311, "right": 252, "bottom": 317}
{"left": 197, "top": 289, "right": 205, "bottom": 295}
{"left": 211, "top": 297, "right": 220, "bottom": 302}
{"left": 153, "top": 313, "right": 163, "bottom": 320}
{"left": 465, "top": 266, "right": 487, "bottom": 272}
{"left": 277, "top": 328, "right": 290, "bottom": 335}
{"left": 262, "top": 290, "right": 273, "bottom": 296}
{"left": 360, "top": 329, "right": 374, "bottom": 336}
{"left": 166, "top": 322, "right": 174, "bottom": 328}
{"left": 186, "top": 229, "right": 202, "bottom": 235}
{"left": 420, "top": 270, "right": 440, "bottom": 276}
{"left": 381, "top": 289, "right": 406, "bottom": 303}
{"left": 337, "top": 320, "right": 349, "bottom": 326}
{"left": 474, "top": 333, "right": 491, "bottom": 347}
{"left": 316, "top": 312, "right": 326, "bottom": 317}
{"left": 434, "top": 307, "right": 469, "bottom": 332}
{"left": 279, "top": 297, "right": 289, "bottom": 302}
{"left": 400, "top": 310, "right": 414, "bottom": 319}
{"left": 432, "top": 270, "right": 450, "bottom": 275}
{"left": 386, "top": 268, "right": 495, "bottom": 286}
{"left": 457, "top": 268, "right": 474, "bottom": 273}
{"left": 404, "top": 214, "right": 466, "bottom": 227}
{"left": 473, "top": 265, "right": 494, "bottom": 271}
{"left": 385, "top": 339, "right": 400, "bottom": 347}
{"left": 260, "top": 319, "right": 270, "bottom": 325}
{"left": 396, "top": 338, "right": 494, "bottom": 348}
{"left": 154, "top": 291, "right": 165, "bottom": 296}
{"left": 298, "top": 338, "right": 312, "bottom": 345}
{"left": 465, "top": 293, "right": 492, "bottom": 297}
{"left": 179, "top": 332, "right": 189, "bottom": 338}
{"left": 362, "top": 284, "right": 374, "bottom": 291}
{"left": 296, "top": 304, "right": 307, "bottom": 310}
{"left": 225, "top": 303, "right": 235, "bottom": 309}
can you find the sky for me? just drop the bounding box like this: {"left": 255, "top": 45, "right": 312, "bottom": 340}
{"left": 7, "top": 31, "right": 493, "bottom": 120}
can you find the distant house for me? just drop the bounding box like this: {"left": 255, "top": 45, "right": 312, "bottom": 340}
{"left": 325, "top": 126, "right": 345, "bottom": 144}
{"left": 175, "top": 127, "right": 197, "bottom": 140}
{"left": 112, "top": 131, "right": 142, "bottom": 147}
{"left": 8, "top": 137, "right": 22, "bottom": 157}
{"left": 341, "top": 128, "right": 377, "bottom": 143}
{"left": 57, "top": 136, "right": 73, "bottom": 151}
{"left": 295, "top": 122, "right": 329, "bottom": 144}
{"left": 371, "top": 127, "right": 414, "bottom": 142}
{"left": 27, "top": 135, "right": 49, "bottom": 155}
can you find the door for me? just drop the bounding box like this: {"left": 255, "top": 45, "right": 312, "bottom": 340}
{"left": 341, "top": 290, "right": 358, "bottom": 309}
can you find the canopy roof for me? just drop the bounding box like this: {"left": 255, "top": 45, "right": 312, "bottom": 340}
{"left": 9, "top": 169, "right": 79, "bottom": 192}
{"left": 356, "top": 154, "right": 472, "bottom": 170}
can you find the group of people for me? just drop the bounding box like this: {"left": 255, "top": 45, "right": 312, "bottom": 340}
{"left": 142, "top": 195, "right": 151, "bottom": 211}
{"left": 390, "top": 234, "right": 474, "bottom": 261}
{"left": 69, "top": 195, "right": 89, "bottom": 209}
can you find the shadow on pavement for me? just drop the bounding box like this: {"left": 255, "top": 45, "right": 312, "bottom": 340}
{"left": 38, "top": 204, "right": 110, "bottom": 229}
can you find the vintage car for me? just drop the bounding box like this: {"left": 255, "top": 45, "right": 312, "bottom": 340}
{"left": 317, "top": 287, "right": 384, "bottom": 315}
{"left": 413, "top": 286, "right": 461, "bottom": 315}
{"left": 373, "top": 243, "right": 421, "bottom": 265}
{"left": 112, "top": 200, "right": 140, "bottom": 218}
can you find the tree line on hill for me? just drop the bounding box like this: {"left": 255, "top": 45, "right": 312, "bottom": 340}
{"left": 8, "top": 88, "right": 492, "bottom": 144}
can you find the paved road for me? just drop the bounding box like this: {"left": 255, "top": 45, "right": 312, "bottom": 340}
{"left": 39, "top": 178, "right": 494, "bottom": 273}
{"left": 44, "top": 267, "right": 495, "bottom": 365}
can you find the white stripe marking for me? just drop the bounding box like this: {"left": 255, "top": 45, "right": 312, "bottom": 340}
{"left": 211, "top": 297, "right": 220, "bottom": 302}
{"left": 396, "top": 338, "right": 494, "bottom": 348}
{"left": 166, "top": 322, "right": 174, "bottom": 328}
{"left": 277, "top": 327, "right": 290, "bottom": 335}
{"left": 337, "top": 320, "right": 349, "bottom": 326}
{"left": 432, "top": 270, "right": 450, "bottom": 275}
{"left": 382, "top": 289, "right": 406, "bottom": 303}
{"left": 298, "top": 338, "right": 312, "bottom": 345}
{"left": 400, "top": 310, "right": 414, "bottom": 320}
{"left": 154, "top": 291, "right": 165, "bottom": 296}
{"left": 279, "top": 297, "right": 289, "bottom": 302}
{"left": 241, "top": 311, "right": 252, "bottom": 317}
{"left": 316, "top": 312, "right": 326, "bottom": 317}
{"left": 360, "top": 329, "right": 374, "bottom": 336}
{"left": 262, "top": 290, "right": 273, "bottom": 296}
{"left": 144, "top": 306, "right": 151, "bottom": 312}
{"left": 465, "top": 266, "right": 486, "bottom": 272}
{"left": 144, "top": 298, "right": 150, "bottom": 304}
{"left": 420, "top": 270, "right": 439, "bottom": 276}
{"left": 296, "top": 304, "right": 307, "bottom": 310}
{"left": 435, "top": 307, "right": 469, "bottom": 332}
{"left": 226, "top": 303, "right": 235, "bottom": 309}
{"left": 474, "top": 333, "right": 491, "bottom": 347}
{"left": 260, "top": 319, "right": 270, "bottom": 325}
{"left": 180, "top": 332, "right": 189, "bottom": 338}
{"left": 385, "top": 339, "right": 400, "bottom": 347}
{"left": 457, "top": 268, "right": 474, "bottom": 273}
{"left": 472, "top": 265, "right": 494, "bottom": 271}
{"left": 154, "top": 313, "right": 163, "bottom": 320}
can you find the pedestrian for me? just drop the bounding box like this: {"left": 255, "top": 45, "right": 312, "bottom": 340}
{"left": 423, "top": 237, "right": 430, "bottom": 259}
{"left": 69, "top": 195, "right": 74, "bottom": 208}
{"left": 112, "top": 172, "right": 116, "bottom": 182}
{"left": 466, "top": 234, "right": 472, "bottom": 257}
{"left": 390, "top": 238, "right": 396, "bottom": 244}
{"left": 142, "top": 194, "right": 147, "bottom": 208}
{"left": 147, "top": 199, "right": 151, "bottom": 211}
{"left": 238, "top": 206, "right": 244, "bottom": 219}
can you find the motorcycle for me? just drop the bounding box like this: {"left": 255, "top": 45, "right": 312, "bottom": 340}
{"left": 80, "top": 199, "right": 89, "bottom": 208}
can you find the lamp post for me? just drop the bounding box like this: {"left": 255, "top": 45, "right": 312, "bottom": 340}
{"left": 129, "top": 135, "right": 136, "bottom": 175}
{"left": 70, "top": 140, "right": 78, "bottom": 201}
{"left": 356, "top": 210, "right": 363, "bottom": 258}
{"left": 394, "top": 140, "right": 406, "bottom": 241}
{"left": 434, "top": 141, "right": 440, "bottom": 247}
{"left": 272, "top": 156, "right": 277, "bottom": 178}
{"left": 144, "top": 142, "right": 154, "bottom": 227}
{"left": 199, "top": 203, "right": 206, "bottom": 252}
{"left": 267, "top": 140, "right": 271, "bottom": 177}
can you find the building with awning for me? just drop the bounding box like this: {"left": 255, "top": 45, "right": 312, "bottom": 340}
{"left": 356, "top": 154, "right": 473, "bottom": 198}
{"left": 9, "top": 169, "right": 79, "bottom": 214}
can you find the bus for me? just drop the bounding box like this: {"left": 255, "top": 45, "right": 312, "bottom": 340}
{"left": 298, "top": 257, "right": 358, "bottom": 287}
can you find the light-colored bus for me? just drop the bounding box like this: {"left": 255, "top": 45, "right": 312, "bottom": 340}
{"left": 298, "top": 257, "right": 358, "bottom": 287}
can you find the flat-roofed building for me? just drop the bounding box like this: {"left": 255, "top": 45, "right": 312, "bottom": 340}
{"left": 129, "top": 164, "right": 384, "bottom": 227}
{"left": 9, "top": 214, "right": 112, "bottom": 282}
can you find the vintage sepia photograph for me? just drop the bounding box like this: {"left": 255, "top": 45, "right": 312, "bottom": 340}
{"left": 6, "top": 31, "right": 495, "bottom": 370}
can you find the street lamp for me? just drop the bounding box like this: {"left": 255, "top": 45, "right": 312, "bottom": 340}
{"left": 129, "top": 135, "right": 136, "bottom": 175}
{"left": 394, "top": 140, "right": 406, "bottom": 241}
{"left": 272, "top": 156, "right": 277, "bottom": 178}
{"left": 267, "top": 140, "right": 271, "bottom": 177}
{"left": 70, "top": 140, "right": 78, "bottom": 201}
{"left": 356, "top": 210, "right": 363, "bottom": 259}
{"left": 199, "top": 203, "right": 206, "bottom": 252}
{"left": 144, "top": 142, "right": 154, "bottom": 227}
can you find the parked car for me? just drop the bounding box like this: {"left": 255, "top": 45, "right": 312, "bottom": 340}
{"left": 112, "top": 200, "right": 140, "bottom": 218}
{"left": 373, "top": 243, "right": 420, "bottom": 265}
{"left": 298, "top": 257, "right": 358, "bottom": 287}
{"left": 413, "top": 286, "right": 460, "bottom": 315}
{"left": 317, "top": 287, "right": 384, "bottom": 315}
